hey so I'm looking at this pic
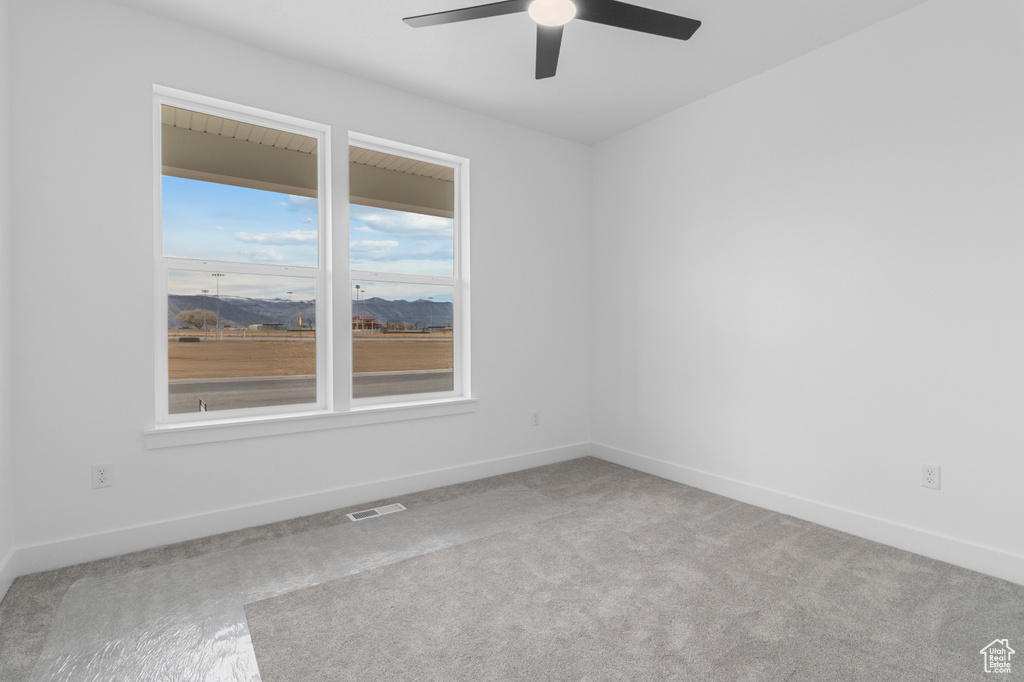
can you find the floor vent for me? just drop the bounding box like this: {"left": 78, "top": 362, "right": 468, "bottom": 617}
{"left": 347, "top": 503, "right": 407, "bottom": 521}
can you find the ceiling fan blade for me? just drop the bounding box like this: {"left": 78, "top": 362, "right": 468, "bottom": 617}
{"left": 574, "top": 0, "right": 701, "bottom": 41}
{"left": 535, "top": 24, "right": 564, "bottom": 79}
{"left": 404, "top": 0, "right": 531, "bottom": 28}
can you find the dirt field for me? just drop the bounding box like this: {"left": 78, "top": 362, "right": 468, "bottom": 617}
{"left": 169, "top": 334, "right": 452, "bottom": 379}
{"left": 353, "top": 337, "right": 454, "bottom": 373}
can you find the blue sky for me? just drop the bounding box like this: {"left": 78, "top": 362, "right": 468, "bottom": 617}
{"left": 163, "top": 177, "right": 455, "bottom": 303}
{"left": 349, "top": 203, "right": 455, "bottom": 303}
{"left": 349, "top": 204, "right": 454, "bottom": 278}
{"left": 162, "top": 176, "right": 318, "bottom": 267}
{"left": 167, "top": 270, "right": 317, "bottom": 301}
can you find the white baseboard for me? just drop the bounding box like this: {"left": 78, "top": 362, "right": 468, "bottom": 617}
{"left": 0, "top": 546, "right": 15, "bottom": 604}
{"left": 17, "top": 441, "right": 1017, "bottom": 590}
{"left": 11, "top": 442, "right": 591, "bottom": 579}
{"left": 592, "top": 442, "right": 1024, "bottom": 587}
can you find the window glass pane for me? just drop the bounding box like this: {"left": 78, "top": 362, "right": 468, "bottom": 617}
{"left": 352, "top": 281, "right": 454, "bottom": 399}
{"left": 163, "top": 177, "right": 318, "bottom": 267}
{"left": 168, "top": 270, "right": 316, "bottom": 414}
{"left": 349, "top": 204, "right": 453, "bottom": 277}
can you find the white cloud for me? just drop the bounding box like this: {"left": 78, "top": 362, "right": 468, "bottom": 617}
{"left": 350, "top": 207, "right": 452, "bottom": 239}
{"left": 241, "top": 248, "right": 285, "bottom": 262}
{"left": 233, "top": 230, "right": 317, "bottom": 245}
{"left": 285, "top": 195, "right": 318, "bottom": 213}
{"left": 353, "top": 226, "right": 375, "bottom": 233}
{"left": 349, "top": 257, "right": 452, "bottom": 277}
{"left": 168, "top": 270, "right": 315, "bottom": 299}
{"left": 350, "top": 240, "right": 399, "bottom": 254}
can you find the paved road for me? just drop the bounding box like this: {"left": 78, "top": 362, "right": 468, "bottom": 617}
{"left": 169, "top": 371, "right": 454, "bottom": 414}
{"left": 354, "top": 370, "right": 453, "bottom": 399}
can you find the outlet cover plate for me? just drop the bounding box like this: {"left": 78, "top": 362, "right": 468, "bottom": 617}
{"left": 92, "top": 463, "right": 113, "bottom": 489}
{"left": 921, "top": 463, "right": 941, "bottom": 490}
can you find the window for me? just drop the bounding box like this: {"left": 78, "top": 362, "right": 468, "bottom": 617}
{"left": 155, "top": 88, "right": 330, "bottom": 423}
{"left": 349, "top": 134, "right": 470, "bottom": 405}
{"left": 151, "top": 88, "right": 471, "bottom": 438}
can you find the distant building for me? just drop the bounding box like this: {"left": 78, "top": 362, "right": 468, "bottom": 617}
{"left": 352, "top": 316, "right": 380, "bottom": 331}
{"left": 247, "top": 323, "right": 285, "bottom": 331}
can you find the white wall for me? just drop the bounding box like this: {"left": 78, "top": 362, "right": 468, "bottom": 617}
{"left": 0, "top": 0, "right": 16, "bottom": 597}
{"left": 7, "top": 0, "right": 591, "bottom": 573}
{"left": 8, "top": 0, "right": 1023, "bottom": 590}
{"left": 591, "top": 0, "right": 1024, "bottom": 583}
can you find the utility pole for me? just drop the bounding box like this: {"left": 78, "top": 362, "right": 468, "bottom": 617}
{"left": 354, "top": 284, "right": 361, "bottom": 331}
{"left": 212, "top": 273, "right": 224, "bottom": 339}
{"left": 201, "top": 289, "right": 209, "bottom": 338}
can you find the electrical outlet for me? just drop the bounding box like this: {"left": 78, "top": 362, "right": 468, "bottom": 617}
{"left": 921, "top": 463, "right": 941, "bottom": 490}
{"left": 92, "top": 463, "right": 113, "bottom": 489}
{"left": 532, "top": 411, "right": 540, "bottom": 426}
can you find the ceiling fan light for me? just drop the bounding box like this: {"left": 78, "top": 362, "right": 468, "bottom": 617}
{"left": 528, "top": 0, "right": 576, "bottom": 27}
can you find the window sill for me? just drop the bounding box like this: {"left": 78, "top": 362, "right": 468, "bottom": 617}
{"left": 144, "top": 398, "right": 478, "bottom": 449}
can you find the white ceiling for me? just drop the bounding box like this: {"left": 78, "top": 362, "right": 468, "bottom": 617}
{"left": 113, "top": 0, "right": 932, "bottom": 144}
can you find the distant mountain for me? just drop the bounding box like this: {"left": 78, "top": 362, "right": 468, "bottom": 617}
{"left": 168, "top": 295, "right": 308, "bottom": 329}
{"left": 168, "top": 295, "right": 452, "bottom": 329}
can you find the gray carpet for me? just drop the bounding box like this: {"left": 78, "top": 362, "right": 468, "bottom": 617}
{"left": 0, "top": 464, "right": 576, "bottom": 681}
{"left": 28, "top": 486, "right": 571, "bottom": 680}
{"left": 245, "top": 459, "right": 1024, "bottom": 681}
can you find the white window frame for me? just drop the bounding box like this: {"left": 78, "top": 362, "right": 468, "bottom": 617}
{"left": 145, "top": 89, "right": 476, "bottom": 448}
{"left": 347, "top": 132, "right": 472, "bottom": 408}
{"left": 152, "top": 86, "right": 332, "bottom": 426}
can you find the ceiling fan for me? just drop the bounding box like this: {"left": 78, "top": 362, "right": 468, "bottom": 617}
{"left": 403, "top": 0, "right": 701, "bottom": 80}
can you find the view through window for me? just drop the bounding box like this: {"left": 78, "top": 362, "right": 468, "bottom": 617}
{"left": 160, "top": 101, "right": 325, "bottom": 417}
{"left": 155, "top": 91, "right": 468, "bottom": 426}
{"left": 349, "top": 144, "right": 461, "bottom": 400}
